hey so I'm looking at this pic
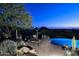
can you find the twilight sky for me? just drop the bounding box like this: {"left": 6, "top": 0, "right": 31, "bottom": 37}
{"left": 25, "top": 3, "right": 79, "bottom": 28}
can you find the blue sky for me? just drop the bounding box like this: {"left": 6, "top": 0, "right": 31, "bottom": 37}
{"left": 25, "top": 3, "right": 79, "bottom": 28}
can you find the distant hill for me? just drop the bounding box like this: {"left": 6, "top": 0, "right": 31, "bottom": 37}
{"left": 38, "top": 27, "right": 79, "bottom": 39}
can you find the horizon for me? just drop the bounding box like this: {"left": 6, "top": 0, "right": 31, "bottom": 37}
{"left": 34, "top": 26, "right": 79, "bottom": 29}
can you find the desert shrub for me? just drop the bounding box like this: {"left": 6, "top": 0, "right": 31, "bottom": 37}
{"left": 16, "top": 40, "right": 26, "bottom": 47}
{"left": 0, "top": 40, "right": 17, "bottom": 56}
{"left": 0, "top": 39, "right": 32, "bottom": 56}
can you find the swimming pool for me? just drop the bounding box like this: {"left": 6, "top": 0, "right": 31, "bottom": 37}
{"left": 49, "top": 38, "right": 79, "bottom": 48}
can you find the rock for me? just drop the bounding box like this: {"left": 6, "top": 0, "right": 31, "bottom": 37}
{"left": 17, "top": 45, "right": 37, "bottom": 56}
{"left": 29, "top": 49, "right": 37, "bottom": 54}
{"left": 20, "top": 47, "right": 30, "bottom": 53}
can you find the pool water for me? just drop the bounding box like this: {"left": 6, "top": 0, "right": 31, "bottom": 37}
{"left": 49, "top": 38, "right": 79, "bottom": 48}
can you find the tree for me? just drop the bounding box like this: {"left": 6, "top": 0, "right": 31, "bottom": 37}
{"left": 0, "top": 3, "right": 32, "bottom": 29}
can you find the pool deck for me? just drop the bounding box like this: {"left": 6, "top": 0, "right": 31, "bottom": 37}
{"left": 25, "top": 38, "right": 65, "bottom": 56}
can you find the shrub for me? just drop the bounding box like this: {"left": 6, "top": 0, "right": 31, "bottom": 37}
{"left": 0, "top": 40, "right": 17, "bottom": 56}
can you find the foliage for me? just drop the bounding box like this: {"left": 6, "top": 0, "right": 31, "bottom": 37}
{"left": 0, "top": 40, "right": 17, "bottom": 56}
{"left": 0, "top": 39, "right": 27, "bottom": 56}
{"left": 0, "top": 3, "right": 32, "bottom": 29}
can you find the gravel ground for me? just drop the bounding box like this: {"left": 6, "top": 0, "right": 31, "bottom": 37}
{"left": 25, "top": 38, "right": 65, "bottom": 56}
